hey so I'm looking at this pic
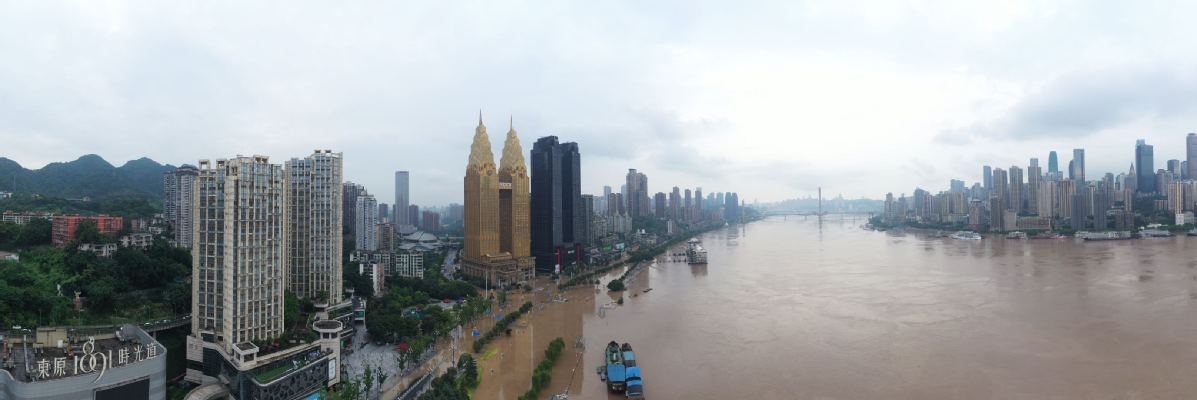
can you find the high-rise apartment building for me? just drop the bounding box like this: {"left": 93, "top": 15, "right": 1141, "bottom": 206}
{"left": 1027, "top": 158, "right": 1041, "bottom": 215}
{"left": 581, "top": 194, "right": 596, "bottom": 246}
{"left": 285, "top": 150, "right": 344, "bottom": 304}
{"left": 377, "top": 222, "right": 396, "bottom": 251}
{"left": 1167, "top": 159, "right": 1182, "bottom": 177}
{"left": 1008, "top": 166, "right": 1023, "bottom": 214}
{"left": 1071, "top": 188, "right": 1088, "bottom": 230}
{"left": 1156, "top": 169, "right": 1172, "bottom": 197}
{"left": 394, "top": 171, "right": 410, "bottom": 225}
{"left": 187, "top": 154, "right": 346, "bottom": 396}
{"left": 379, "top": 203, "right": 389, "bottom": 222}
{"left": 606, "top": 193, "right": 624, "bottom": 216}
{"left": 1072, "top": 148, "right": 1086, "bottom": 184}
{"left": 625, "top": 169, "right": 650, "bottom": 217}
{"left": 421, "top": 210, "right": 441, "bottom": 233}
{"left": 343, "top": 182, "right": 366, "bottom": 234}
{"left": 408, "top": 204, "right": 420, "bottom": 227}
{"left": 1188, "top": 133, "right": 1197, "bottom": 181}
{"left": 725, "top": 192, "right": 741, "bottom": 221}
{"left": 447, "top": 203, "right": 464, "bottom": 224}
{"left": 530, "top": 136, "right": 583, "bottom": 273}
{"left": 654, "top": 192, "right": 667, "bottom": 217}
{"left": 191, "top": 156, "right": 288, "bottom": 355}
{"left": 461, "top": 115, "right": 534, "bottom": 285}
{"left": 164, "top": 164, "right": 199, "bottom": 248}
{"left": 1036, "top": 180, "right": 1056, "bottom": 219}
{"left": 684, "top": 189, "right": 693, "bottom": 221}
{"left": 356, "top": 194, "right": 378, "bottom": 251}
{"left": 991, "top": 168, "right": 1008, "bottom": 214}
{"left": 1136, "top": 139, "right": 1155, "bottom": 193}
{"left": 669, "top": 187, "right": 681, "bottom": 221}
{"left": 983, "top": 165, "right": 993, "bottom": 195}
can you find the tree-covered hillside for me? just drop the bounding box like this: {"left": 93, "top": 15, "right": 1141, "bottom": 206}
{"left": 0, "top": 154, "right": 175, "bottom": 199}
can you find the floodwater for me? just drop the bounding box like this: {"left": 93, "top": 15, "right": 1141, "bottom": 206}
{"left": 575, "top": 216, "right": 1197, "bottom": 399}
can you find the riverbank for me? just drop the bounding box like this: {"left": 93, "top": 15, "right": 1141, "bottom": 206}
{"left": 468, "top": 276, "right": 598, "bottom": 399}
{"left": 447, "top": 221, "right": 752, "bottom": 399}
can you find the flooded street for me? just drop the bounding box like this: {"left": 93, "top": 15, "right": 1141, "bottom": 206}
{"left": 574, "top": 216, "right": 1197, "bottom": 399}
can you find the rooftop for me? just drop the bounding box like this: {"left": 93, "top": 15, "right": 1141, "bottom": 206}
{"left": 1, "top": 326, "right": 160, "bottom": 383}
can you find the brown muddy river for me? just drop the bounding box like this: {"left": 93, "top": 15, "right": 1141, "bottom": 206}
{"left": 575, "top": 216, "right": 1197, "bottom": 399}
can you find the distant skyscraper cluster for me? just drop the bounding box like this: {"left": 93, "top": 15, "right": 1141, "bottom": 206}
{"left": 593, "top": 171, "right": 738, "bottom": 242}
{"left": 884, "top": 133, "right": 1197, "bottom": 232}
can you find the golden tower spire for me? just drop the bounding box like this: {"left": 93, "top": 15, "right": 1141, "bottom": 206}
{"left": 499, "top": 117, "right": 525, "bottom": 175}
{"left": 468, "top": 112, "right": 495, "bottom": 171}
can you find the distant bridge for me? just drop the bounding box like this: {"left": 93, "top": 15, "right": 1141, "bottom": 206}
{"left": 762, "top": 210, "right": 876, "bottom": 217}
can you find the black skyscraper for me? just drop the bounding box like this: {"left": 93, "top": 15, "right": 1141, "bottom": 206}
{"left": 1136, "top": 139, "right": 1155, "bottom": 194}
{"left": 530, "top": 136, "right": 583, "bottom": 273}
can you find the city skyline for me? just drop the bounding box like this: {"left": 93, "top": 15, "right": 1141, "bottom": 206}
{"left": 889, "top": 133, "right": 1197, "bottom": 198}
{"left": 7, "top": 3, "right": 1197, "bottom": 204}
{"left": 7, "top": 4, "right": 1197, "bottom": 399}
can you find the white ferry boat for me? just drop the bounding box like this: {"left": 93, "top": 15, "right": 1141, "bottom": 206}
{"left": 950, "top": 231, "right": 982, "bottom": 241}
{"left": 686, "top": 239, "right": 708, "bottom": 264}
{"left": 1076, "top": 231, "right": 1133, "bottom": 241}
{"left": 1138, "top": 229, "right": 1173, "bottom": 238}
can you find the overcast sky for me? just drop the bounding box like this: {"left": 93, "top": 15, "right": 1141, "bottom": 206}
{"left": 3, "top": 1, "right": 1197, "bottom": 205}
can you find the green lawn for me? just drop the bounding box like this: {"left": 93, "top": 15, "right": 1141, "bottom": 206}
{"left": 479, "top": 346, "right": 499, "bottom": 361}
{"left": 254, "top": 363, "right": 297, "bottom": 383}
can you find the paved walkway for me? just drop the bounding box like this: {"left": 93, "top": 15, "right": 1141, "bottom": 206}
{"left": 377, "top": 327, "right": 461, "bottom": 400}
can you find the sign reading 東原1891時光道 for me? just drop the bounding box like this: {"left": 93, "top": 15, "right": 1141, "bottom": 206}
{"left": 27, "top": 337, "right": 159, "bottom": 383}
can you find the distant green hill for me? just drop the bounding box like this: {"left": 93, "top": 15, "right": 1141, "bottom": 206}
{"left": 0, "top": 154, "right": 175, "bottom": 200}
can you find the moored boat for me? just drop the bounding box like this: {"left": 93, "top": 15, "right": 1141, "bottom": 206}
{"left": 1138, "top": 229, "right": 1173, "bottom": 238}
{"left": 1031, "top": 232, "right": 1066, "bottom": 240}
{"left": 1076, "top": 231, "right": 1134, "bottom": 241}
{"left": 950, "top": 231, "right": 982, "bottom": 241}
{"left": 686, "top": 239, "right": 708, "bottom": 264}
{"left": 622, "top": 343, "right": 644, "bottom": 399}
{"left": 598, "top": 341, "right": 627, "bottom": 392}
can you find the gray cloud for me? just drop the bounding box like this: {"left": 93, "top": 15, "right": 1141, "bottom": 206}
{"left": 940, "top": 66, "right": 1197, "bottom": 143}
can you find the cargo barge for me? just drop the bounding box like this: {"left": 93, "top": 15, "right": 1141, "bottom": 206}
{"left": 597, "top": 341, "right": 645, "bottom": 399}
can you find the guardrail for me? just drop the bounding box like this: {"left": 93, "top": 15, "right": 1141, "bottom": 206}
{"left": 1, "top": 314, "right": 191, "bottom": 337}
